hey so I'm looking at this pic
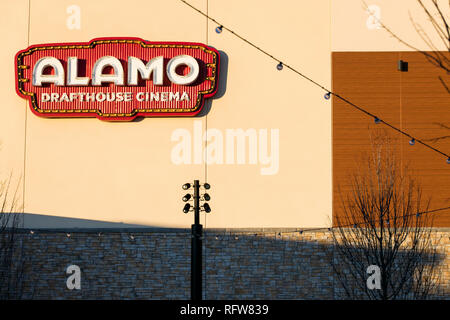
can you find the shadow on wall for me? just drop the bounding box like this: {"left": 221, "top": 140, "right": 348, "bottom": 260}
{"left": 17, "top": 212, "right": 167, "bottom": 230}
{"left": 197, "top": 50, "right": 228, "bottom": 118}
{"left": 7, "top": 220, "right": 448, "bottom": 300}
{"left": 203, "top": 232, "right": 448, "bottom": 300}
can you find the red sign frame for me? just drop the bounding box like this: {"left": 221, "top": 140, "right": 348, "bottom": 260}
{"left": 15, "top": 37, "right": 220, "bottom": 121}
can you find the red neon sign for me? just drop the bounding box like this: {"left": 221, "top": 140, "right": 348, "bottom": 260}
{"left": 15, "top": 37, "right": 220, "bottom": 121}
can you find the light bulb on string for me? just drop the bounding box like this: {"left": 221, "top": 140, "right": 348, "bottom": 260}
{"left": 277, "top": 62, "right": 283, "bottom": 71}
{"left": 175, "top": 1, "right": 450, "bottom": 168}
{"left": 324, "top": 92, "right": 331, "bottom": 100}
{"left": 409, "top": 138, "right": 415, "bottom": 146}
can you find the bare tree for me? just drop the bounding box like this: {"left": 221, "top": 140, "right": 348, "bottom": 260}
{"left": 331, "top": 133, "right": 442, "bottom": 299}
{"left": 0, "top": 172, "right": 28, "bottom": 299}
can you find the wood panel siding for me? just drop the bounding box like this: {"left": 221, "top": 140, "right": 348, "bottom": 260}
{"left": 332, "top": 52, "right": 450, "bottom": 227}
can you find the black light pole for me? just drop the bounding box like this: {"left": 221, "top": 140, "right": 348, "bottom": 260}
{"left": 191, "top": 180, "right": 202, "bottom": 301}
{"left": 182, "top": 180, "right": 211, "bottom": 301}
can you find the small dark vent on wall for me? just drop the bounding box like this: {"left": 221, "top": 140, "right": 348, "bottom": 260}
{"left": 398, "top": 60, "right": 408, "bottom": 72}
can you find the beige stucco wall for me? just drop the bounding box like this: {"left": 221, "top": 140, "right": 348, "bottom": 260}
{"left": 0, "top": 0, "right": 445, "bottom": 228}
{"left": 0, "top": 0, "right": 28, "bottom": 206}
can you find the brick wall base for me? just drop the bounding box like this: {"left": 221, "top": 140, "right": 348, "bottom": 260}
{"left": 6, "top": 228, "right": 449, "bottom": 299}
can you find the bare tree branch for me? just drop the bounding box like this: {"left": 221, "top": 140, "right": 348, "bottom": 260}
{"left": 363, "top": 0, "right": 450, "bottom": 73}
{"left": 331, "top": 132, "right": 442, "bottom": 299}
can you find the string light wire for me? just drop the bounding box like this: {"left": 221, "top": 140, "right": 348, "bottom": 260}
{"left": 283, "top": 205, "right": 450, "bottom": 236}
{"left": 15, "top": 204, "right": 450, "bottom": 240}
{"left": 179, "top": 0, "right": 450, "bottom": 161}
{"left": 12, "top": 2, "right": 449, "bottom": 245}
{"left": 208, "top": 205, "right": 450, "bottom": 240}
{"left": 18, "top": 3, "right": 449, "bottom": 242}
